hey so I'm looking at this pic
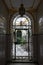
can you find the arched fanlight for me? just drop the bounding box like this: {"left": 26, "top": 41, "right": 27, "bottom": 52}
{"left": 19, "top": 0, "right": 25, "bottom": 17}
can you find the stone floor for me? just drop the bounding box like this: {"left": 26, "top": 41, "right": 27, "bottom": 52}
{"left": 7, "top": 63, "right": 38, "bottom": 65}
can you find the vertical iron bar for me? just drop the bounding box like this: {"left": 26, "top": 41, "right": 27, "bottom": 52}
{"left": 28, "top": 29, "right": 29, "bottom": 60}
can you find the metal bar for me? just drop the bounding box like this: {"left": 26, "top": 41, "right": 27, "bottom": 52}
{"left": 13, "top": 28, "right": 29, "bottom": 30}
{"left": 13, "top": 25, "right": 31, "bottom": 26}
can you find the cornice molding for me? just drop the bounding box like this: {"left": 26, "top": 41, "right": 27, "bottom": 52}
{"left": 9, "top": 7, "right": 36, "bottom": 15}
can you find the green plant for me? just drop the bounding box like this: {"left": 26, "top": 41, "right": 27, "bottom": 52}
{"left": 17, "top": 37, "right": 26, "bottom": 45}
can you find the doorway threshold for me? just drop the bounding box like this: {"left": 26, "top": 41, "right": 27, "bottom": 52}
{"left": 7, "top": 59, "right": 38, "bottom": 63}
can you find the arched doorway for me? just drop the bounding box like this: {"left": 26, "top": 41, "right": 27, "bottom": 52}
{"left": 11, "top": 13, "right": 34, "bottom": 62}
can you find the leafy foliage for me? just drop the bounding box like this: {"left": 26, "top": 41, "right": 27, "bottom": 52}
{"left": 17, "top": 37, "right": 26, "bottom": 44}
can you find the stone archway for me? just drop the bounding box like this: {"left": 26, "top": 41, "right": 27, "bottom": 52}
{"left": 10, "top": 12, "right": 34, "bottom": 62}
